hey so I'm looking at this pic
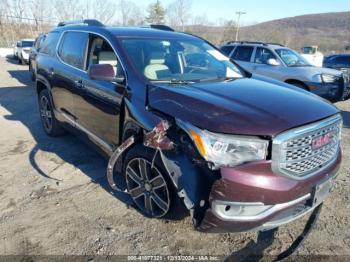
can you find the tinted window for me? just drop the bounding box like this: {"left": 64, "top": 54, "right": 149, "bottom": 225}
{"left": 40, "top": 32, "right": 60, "bottom": 56}
{"left": 35, "top": 35, "right": 45, "bottom": 50}
{"left": 231, "top": 46, "right": 254, "bottom": 62}
{"left": 21, "top": 41, "right": 34, "bottom": 48}
{"left": 254, "top": 47, "right": 277, "bottom": 64}
{"left": 59, "top": 32, "right": 88, "bottom": 70}
{"left": 335, "top": 56, "right": 350, "bottom": 65}
{"left": 220, "top": 46, "right": 234, "bottom": 56}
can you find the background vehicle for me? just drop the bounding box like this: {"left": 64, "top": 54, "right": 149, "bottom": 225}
{"left": 29, "top": 34, "right": 46, "bottom": 81}
{"left": 301, "top": 46, "right": 324, "bottom": 67}
{"left": 14, "top": 39, "right": 35, "bottom": 64}
{"left": 219, "top": 41, "right": 350, "bottom": 102}
{"left": 13, "top": 41, "right": 20, "bottom": 58}
{"left": 323, "top": 54, "right": 350, "bottom": 74}
{"left": 35, "top": 20, "right": 342, "bottom": 234}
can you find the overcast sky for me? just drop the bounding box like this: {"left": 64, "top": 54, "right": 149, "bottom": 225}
{"left": 137, "top": 0, "right": 350, "bottom": 24}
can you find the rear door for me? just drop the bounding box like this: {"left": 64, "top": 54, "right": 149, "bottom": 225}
{"left": 73, "top": 33, "right": 125, "bottom": 152}
{"left": 230, "top": 45, "right": 255, "bottom": 71}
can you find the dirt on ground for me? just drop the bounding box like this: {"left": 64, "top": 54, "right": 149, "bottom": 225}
{"left": 0, "top": 57, "right": 349, "bottom": 261}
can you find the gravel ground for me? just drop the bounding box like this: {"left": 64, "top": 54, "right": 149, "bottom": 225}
{"left": 0, "top": 57, "right": 349, "bottom": 261}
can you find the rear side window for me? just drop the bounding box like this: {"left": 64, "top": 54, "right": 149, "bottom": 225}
{"left": 58, "top": 32, "right": 88, "bottom": 70}
{"left": 231, "top": 46, "right": 254, "bottom": 62}
{"left": 335, "top": 56, "right": 350, "bottom": 65}
{"left": 220, "top": 46, "right": 234, "bottom": 56}
{"left": 40, "top": 32, "right": 60, "bottom": 56}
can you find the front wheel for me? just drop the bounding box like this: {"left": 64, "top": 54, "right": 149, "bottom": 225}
{"left": 38, "top": 89, "right": 65, "bottom": 136}
{"left": 123, "top": 145, "right": 176, "bottom": 219}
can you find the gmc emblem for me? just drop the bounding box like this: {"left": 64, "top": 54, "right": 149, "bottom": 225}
{"left": 312, "top": 132, "right": 333, "bottom": 150}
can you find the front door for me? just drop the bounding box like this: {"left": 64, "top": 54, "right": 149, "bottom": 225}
{"left": 74, "top": 34, "right": 125, "bottom": 152}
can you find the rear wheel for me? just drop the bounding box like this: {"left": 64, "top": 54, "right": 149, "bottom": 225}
{"left": 123, "top": 145, "right": 176, "bottom": 219}
{"left": 38, "top": 89, "right": 65, "bottom": 136}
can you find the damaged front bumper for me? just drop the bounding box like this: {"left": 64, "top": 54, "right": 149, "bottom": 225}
{"left": 198, "top": 153, "right": 341, "bottom": 233}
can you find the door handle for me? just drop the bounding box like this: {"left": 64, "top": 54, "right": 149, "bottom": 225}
{"left": 75, "top": 80, "right": 85, "bottom": 89}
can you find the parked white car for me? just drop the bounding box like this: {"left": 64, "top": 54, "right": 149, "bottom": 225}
{"left": 13, "top": 39, "right": 35, "bottom": 64}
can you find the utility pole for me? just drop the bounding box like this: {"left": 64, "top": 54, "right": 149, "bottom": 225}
{"left": 235, "top": 11, "right": 246, "bottom": 41}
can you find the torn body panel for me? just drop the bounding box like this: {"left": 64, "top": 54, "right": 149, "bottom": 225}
{"left": 107, "top": 117, "right": 218, "bottom": 225}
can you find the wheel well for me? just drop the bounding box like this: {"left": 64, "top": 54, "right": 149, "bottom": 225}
{"left": 36, "top": 81, "right": 47, "bottom": 95}
{"left": 285, "top": 79, "right": 309, "bottom": 91}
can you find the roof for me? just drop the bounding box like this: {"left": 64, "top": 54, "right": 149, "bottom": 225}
{"left": 51, "top": 24, "right": 198, "bottom": 41}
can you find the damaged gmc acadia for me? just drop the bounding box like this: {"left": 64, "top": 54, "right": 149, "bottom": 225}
{"left": 36, "top": 20, "right": 342, "bottom": 234}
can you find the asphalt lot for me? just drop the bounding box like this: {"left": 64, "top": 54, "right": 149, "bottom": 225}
{"left": 0, "top": 57, "right": 349, "bottom": 260}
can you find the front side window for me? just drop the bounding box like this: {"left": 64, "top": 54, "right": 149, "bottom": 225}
{"left": 40, "top": 32, "right": 60, "bottom": 56}
{"left": 86, "top": 34, "right": 124, "bottom": 76}
{"left": 231, "top": 46, "right": 254, "bottom": 62}
{"left": 275, "top": 48, "right": 312, "bottom": 67}
{"left": 254, "top": 47, "right": 277, "bottom": 64}
{"left": 121, "top": 38, "right": 243, "bottom": 82}
{"left": 58, "top": 32, "right": 88, "bottom": 70}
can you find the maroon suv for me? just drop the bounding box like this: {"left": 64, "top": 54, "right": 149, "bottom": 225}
{"left": 36, "top": 20, "right": 342, "bottom": 234}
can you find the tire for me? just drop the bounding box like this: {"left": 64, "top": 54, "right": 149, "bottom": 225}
{"left": 123, "top": 144, "right": 180, "bottom": 219}
{"left": 38, "top": 89, "right": 65, "bottom": 137}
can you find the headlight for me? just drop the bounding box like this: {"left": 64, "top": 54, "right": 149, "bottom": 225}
{"left": 321, "top": 74, "right": 339, "bottom": 83}
{"left": 176, "top": 119, "right": 269, "bottom": 168}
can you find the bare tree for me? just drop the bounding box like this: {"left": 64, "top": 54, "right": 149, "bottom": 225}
{"left": 90, "top": 0, "right": 117, "bottom": 24}
{"left": 167, "top": 0, "right": 192, "bottom": 31}
{"left": 118, "top": 0, "right": 144, "bottom": 26}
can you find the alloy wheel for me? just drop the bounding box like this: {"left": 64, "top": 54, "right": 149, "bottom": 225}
{"left": 125, "top": 158, "right": 170, "bottom": 218}
{"left": 40, "top": 95, "right": 53, "bottom": 132}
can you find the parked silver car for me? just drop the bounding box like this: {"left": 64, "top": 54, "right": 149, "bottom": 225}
{"left": 219, "top": 41, "right": 350, "bottom": 102}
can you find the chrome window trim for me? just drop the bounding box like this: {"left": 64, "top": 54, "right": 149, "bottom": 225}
{"left": 272, "top": 114, "right": 342, "bottom": 180}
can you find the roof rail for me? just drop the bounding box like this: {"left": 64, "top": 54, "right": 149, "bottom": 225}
{"left": 225, "top": 40, "right": 267, "bottom": 46}
{"left": 225, "top": 40, "right": 285, "bottom": 47}
{"left": 57, "top": 19, "right": 104, "bottom": 27}
{"left": 266, "top": 42, "right": 285, "bottom": 47}
{"left": 142, "top": 24, "right": 175, "bottom": 31}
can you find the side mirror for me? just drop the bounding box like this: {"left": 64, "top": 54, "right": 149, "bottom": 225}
{"left": 88, "top": 64, "right": 125, "bottom": 83}
{"left": 267, "top": 58, "right": 280, "bottom": 66}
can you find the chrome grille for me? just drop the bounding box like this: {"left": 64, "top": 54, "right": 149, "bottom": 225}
{"left": 272, "top": 115, "right": 342, "bottom": 179}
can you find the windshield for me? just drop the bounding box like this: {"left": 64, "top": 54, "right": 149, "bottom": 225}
{"left": 276, "top": 48, "right": 312, "bottom": 67}
{"left": 21, "top": 41, "right": 34, "bottom": 48}
{"left": 121, "top": 38, "right": 243, "bottom": 82}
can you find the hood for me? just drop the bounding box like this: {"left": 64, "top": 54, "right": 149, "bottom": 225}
{"left": 292, "top": 66, "right": 342, "bottom": 77}
{"left": 148, "top": 78, "right": 339, "bottom": 137}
